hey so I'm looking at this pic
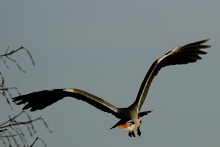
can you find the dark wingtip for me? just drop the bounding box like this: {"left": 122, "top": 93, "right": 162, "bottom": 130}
{"left": 197, "top": 38, "right": 210, "bottom": 44}
{"left": 202, "top": 38, "right": 210, "bottom": 42}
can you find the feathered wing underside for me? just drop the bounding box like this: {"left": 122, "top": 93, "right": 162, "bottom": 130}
{"left": 134, "top": 39, "right": 210, "bottom": 109}
{"left": 13, "top": 88, "right": 120, "bottom": 118}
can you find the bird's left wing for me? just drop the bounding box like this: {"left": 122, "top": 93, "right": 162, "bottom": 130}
{"left": 13, "top": 88, "right": 121, "bottom": 118}
{"left": 133, "top": 39, "right": 210, "bottom": 109}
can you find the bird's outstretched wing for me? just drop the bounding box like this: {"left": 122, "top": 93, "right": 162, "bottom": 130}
{"left": 133, "top": 39, "right": 210, "bottom": 109}
{"left": 13, "top": 88, "right": 121, "bottom": 118}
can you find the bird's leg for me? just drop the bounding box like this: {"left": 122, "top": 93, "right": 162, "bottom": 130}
{"left": 128, "top": 132, "right": 132, "bottom": 137}
{"left": 132, "top": 131, "right": 136, "bottom": 137}
{"left": 128, "top": 131, "right": 136, "bottom": 137}
{"left": 137, "top": 127, "right": 141, "bottom": 136}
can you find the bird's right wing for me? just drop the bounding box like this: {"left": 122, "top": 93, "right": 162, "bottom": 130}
{"left": 13, "top": 88, "right": 121, "bottom": 118}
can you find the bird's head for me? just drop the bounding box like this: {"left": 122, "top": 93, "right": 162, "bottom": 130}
{"left": 117, "top": 120, "right": 135, "bottom": 131}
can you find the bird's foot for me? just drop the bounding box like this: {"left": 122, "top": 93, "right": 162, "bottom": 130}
{"left": 128, "top": 131, "right": 136, "bottom": 137}
{"left": 137, "top": 127, "right": 141, "bottom": 136}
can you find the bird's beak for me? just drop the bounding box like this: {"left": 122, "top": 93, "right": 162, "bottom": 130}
{"left": 118, "top": 123, "right": 130, "bottom": 129}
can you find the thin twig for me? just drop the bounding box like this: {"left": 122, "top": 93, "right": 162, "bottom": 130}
{"left": 30, "top": 136, "right": 47, "bottom": 147}
{"left": 0, "top": 46, "right": 35, "bottom": 73}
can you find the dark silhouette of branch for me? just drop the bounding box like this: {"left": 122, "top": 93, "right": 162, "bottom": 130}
{"left": 0, "top": 46, "right": 34, "bottom": 110}
{"left": 0, "top": 46, "right": 51, "bottom": 146}
{"left": 0, "top": 111, "right": 52, "bottom": 147}
{"left": 30, "top": 137, "right": 47, "bottom": 147}
{"left": 0, "top": 72, "right": 20, "bottom": 110}
{"left": 0, "top": 46, "right": 35, "bottom": 73}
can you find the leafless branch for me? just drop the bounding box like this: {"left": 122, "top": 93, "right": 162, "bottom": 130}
{"left": 0, "top": 46, "right": 35, "bottom": 73}
{"left": 0, "top": 111, "right": 52, "bottom": 146}
{"left": 0, "top": 46, "right": 34, "bottom": 109}
{"left": 30, "top": 136, "right": 47, "bottom": 147}
{"left": 0, "top": 72, "right": 20, "bottom": 110}
{"left": 0, "top": 45, "right": 51, "bottom": 147}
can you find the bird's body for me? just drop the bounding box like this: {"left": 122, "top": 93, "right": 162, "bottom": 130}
{"left": 13, "top": 39, "right": 210, "bottom": 137}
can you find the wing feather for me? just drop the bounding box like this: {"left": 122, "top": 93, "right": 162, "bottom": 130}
{"left": 133, "top": 39, "right": 210, "bottom": 109}
{"left": 13, "top": 88, "right": 121, "bottom": 118}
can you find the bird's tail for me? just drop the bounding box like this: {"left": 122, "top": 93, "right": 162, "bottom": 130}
{"left": 138, "top": 110, "right": 153, "bottom": 118}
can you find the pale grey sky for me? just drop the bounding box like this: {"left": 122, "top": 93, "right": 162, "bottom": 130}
{"left": 1, "top": 0, "right": 220, "bottom": 147}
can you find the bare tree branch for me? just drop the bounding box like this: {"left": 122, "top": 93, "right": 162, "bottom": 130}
{"left": 0, "top": 46, "right": 35, "bottom": 73}
{"left": 0, "top": 111, "right": 52, "bottom": 146}
{"left": 30, "top": 137, "right": 47, "bottom": 147}
{"left": 0, "top": 46, "right": 51, "bottom": 147}
{"left": 0, "top": 72, "right": 20, "bottom": 110}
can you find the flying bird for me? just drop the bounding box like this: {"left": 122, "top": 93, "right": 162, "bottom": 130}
{"left": 13, "top": 39, "right": 210, "bottom": 137}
